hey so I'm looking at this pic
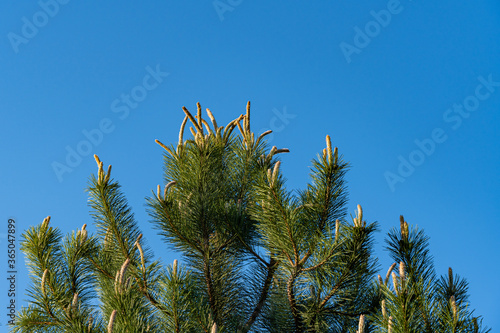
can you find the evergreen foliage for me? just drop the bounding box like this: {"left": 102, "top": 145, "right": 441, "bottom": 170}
{"left": 13, "top": 103, "right": 489, "bottom": 332}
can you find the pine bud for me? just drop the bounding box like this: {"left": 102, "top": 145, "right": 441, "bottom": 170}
{"left": 125, "top": 276, "right": 132, "bottom": 290}
{"left": 272, "top": 161, "right": 281, "bottom": 184}
{"left": 155, "top": 139, "right": 169, "bottom": 151}
{"left": 195, "top": 132, "right": 203, "bottom": 145}
{"left": 72, "top": 292, "right": 78, "bottom": 310}
{"left": 104, "top": 165, "right": 112, "bottom": 183}
{"left": 136, "top": 239, "right": 146, "bottom": 272}
{"left": 211, "top": 322, "right": 217, "bottom": 333}
{"left": 451, "top": 295, "right": 457, "bottom": 320}
{"left": 245, "top": 101, "right": 251, "bottom": 132}
{"left": 119, "top": 258, "right": 131, "bottom": 286}
{"left": 164, "top": 181, "right": 176, "bottom": 198}
{"left": 448, "top": 267, "right": 454, "bottom": 287}
{"left": 357, "top": 204, "right": 363, "bottom": 225}
{"left": 114, "top": 270, "right": 120, "bottom": 294}
{"left": 182, "top": 106, "right": 202, "bottom": 133}
{"left": 41, "top": 216, "right": 51, "bottom": 230}
{"left": 223, "top": 120, "right": 237, "bottom": 142}
{"left": 381, "top": 299, "right": 387, "bottom": 319}
{"left": 202, "top": 120, "right": 213, "bottom": 137}
{"left": 400, "top": 215, "right": 409, "bottom": 239}
{"left": 178, "top": 115, "right": 189, "bottom": 145}
{"left": 385, "top": 263, "right": 397, "bottom": 284}
{"left": 80, "top": 224, "right": 87, "bottom": 244}
{"left": 378, "top": 274, "right": 384, "bottom": 286}
{"left": 165, "top": 181, "right": 177, "bottom": 190}
{"left": 196, "top": 102, "right": 203, "bottom": 132}
{"left": 173, "top": 259, "right": 178, "bottom": 277}
{"left": 157, "top": 184, "right": 161, "bottom": 201}
{"left": 276, "top": 148, "right": 290, "bottom": 154}
{"left": 256, "top": 130, "right": 272, "bottom": 147}
{"left": 94, "top": 154, "right": 102, "bottom": 184}
{"left": 97, "top": 162, "right": 104, "bottom": 184}
{"left": 206, "top": 108, "right": 218, "bottom": 130}
{"left": 236, "top": 119, "right": 245, "bottom": 137}
{"left": 357, "top": 314, "right": 365, "bottom": 333}
{"left": 93, "top": 153, "right": 101, "bottom": 165}
{"left": 108, "top": 310, "right": 117, "bottom": 333}
{"left": 270, "top": 146, "right": 277, "bottom": 155}
{"left": 392, "top": 272, "right": 398, "bottom": 295}
{"left": 326, "top": 135, "right": 333, "bottom": 165}
{"left": 399, "top": 261, "right": 406, "bottom": 285}
{"left": 41, "top": 269, "right": 49, "bottom": 296}
{"left": 388, "top": 316, "right": 393, "bottom": 333}
{"left": 218, "top": 125, "right": 226, "bottom": 139}
{"left": 400, "top": 215, "right": 406, "bottom": 238}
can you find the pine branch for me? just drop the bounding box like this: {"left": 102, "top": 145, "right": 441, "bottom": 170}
{"left": 240, "top": 258, "right": 278, "bottom": 333}
{"left": 204, "top": 257, "right": 219, "bottom": 326}
{"left": 286, "top": 271, "right": 302, "bottom": 333}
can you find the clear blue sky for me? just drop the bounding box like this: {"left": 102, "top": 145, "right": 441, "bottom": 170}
{"left": 1, "top": 0, "right": 499, "bottom": 330}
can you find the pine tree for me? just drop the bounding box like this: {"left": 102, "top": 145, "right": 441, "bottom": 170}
{"left": 13, "top": 103, "right": 488, "bottom": 332}
{"left": 369, "top": 216, "right": 491, "bottom": 333}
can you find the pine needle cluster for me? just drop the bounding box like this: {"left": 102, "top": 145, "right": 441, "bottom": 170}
{"left": 369, "top": 216, "right": 490, "bottom": 333}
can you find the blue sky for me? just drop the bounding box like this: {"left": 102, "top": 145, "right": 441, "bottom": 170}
{"left": 1, "top": 0, "right": 499, "bottom": 329}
